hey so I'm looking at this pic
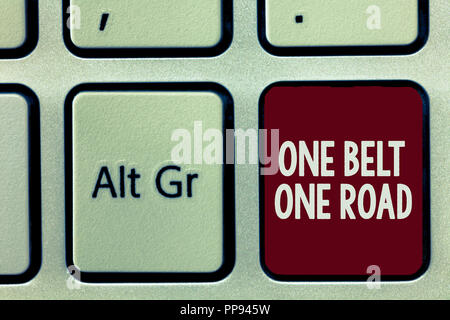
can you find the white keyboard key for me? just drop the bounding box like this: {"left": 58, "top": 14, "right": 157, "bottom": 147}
{"left": 0, "top": 86, "right": 40, "bottom": 283}
{"left": 0, "top": 0, "right": 38, "bottom": 58}
{"left": 259, "top": 0, "right": 428, "bottom": 55}
{"left": 65, "top": 0, "right": 232, "bottom": 57}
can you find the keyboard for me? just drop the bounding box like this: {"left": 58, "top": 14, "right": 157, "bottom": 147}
{"left": 0, "top": 0, "right": 449, "bottom": 302}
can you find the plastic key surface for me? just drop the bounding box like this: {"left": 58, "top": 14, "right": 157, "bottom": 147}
{"left": 66, "top": 83, "right": 234, "bottom": 283}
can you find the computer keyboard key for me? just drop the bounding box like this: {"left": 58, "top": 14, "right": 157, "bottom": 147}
{"left": 0, "top": 0, "right": 38, "bottom": 58}
{"left": 65, "top": 83, "right": 234, "bottom": 283}
{"left": 259, "top": 0, "right": 429, "bottom": 55}
{"left": 64, "top": 0, "right": 233, "bottom": 58}
{"left": 259, "top": 81, "right": 430, "bottom": 280}
{"left": 0, "top": 85, "right": 40, "bottom": 283}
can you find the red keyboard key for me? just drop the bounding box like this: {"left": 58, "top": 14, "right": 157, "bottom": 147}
{"left": 259, "top": 81, "right": 429, "bottom": 281}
